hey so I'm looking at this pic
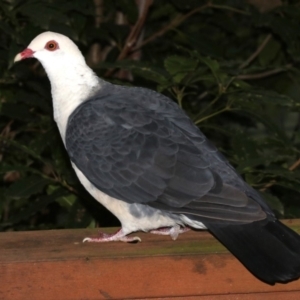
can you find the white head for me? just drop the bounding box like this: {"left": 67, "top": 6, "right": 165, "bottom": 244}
{"left": 14, "top": 31, "right": 86, "bottom": 66}
{"left": 14, "top": 32, "right": 100, "bottom": 141}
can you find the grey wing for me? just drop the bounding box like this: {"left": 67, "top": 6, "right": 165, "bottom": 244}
{"left": 66, "top": 88, "right": 267, "bottom": 224}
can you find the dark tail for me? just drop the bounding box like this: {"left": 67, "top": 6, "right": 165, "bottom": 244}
{"left": 207, "top": 219, "right": 300, "bottom": 284}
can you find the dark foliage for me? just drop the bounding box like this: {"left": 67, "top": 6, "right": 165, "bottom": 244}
{"left": 0, "top": 0, "right": 300, "bottom": 231}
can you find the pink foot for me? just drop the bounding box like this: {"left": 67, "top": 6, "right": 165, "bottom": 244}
{"left": 83, "top": 228, "right": 141, "bottom": 243}
{"left": 150, "top": 225, "right": 190, "bottom": 240}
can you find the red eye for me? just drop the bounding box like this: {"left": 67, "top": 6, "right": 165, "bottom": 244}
{"left": 45, "top": 40, "right": 58, "bottom": 51}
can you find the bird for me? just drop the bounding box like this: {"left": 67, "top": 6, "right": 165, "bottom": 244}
{"left": 14, "top": 31, "right": 300, "bottom": 285}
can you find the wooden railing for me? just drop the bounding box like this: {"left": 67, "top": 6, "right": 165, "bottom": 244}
{"left": 1, "top": 219, "right": 300, "bottom": 299}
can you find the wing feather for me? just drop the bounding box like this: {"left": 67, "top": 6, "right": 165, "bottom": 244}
{"left": 66, "top": 86, "right": 268, "bottom": 223}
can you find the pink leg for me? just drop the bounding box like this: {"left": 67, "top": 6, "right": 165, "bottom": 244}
{"left": 83, "top": 228, "right": 141, "bottom": 243}
{"left": 150, "top": 225, "right": 190, "bottom": 240}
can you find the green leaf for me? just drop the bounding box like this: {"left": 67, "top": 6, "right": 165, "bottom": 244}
{"left": 258, "top": 37, "right": 281, "bottom": 67}
{"left": 132, "top": 67, "right": 171, "bottom": 86}
{"left": 260, "top": 192, "right": 284, "bottom": 216}
{"left": 238, "top": 90, "right": 295, "bottom": 107}
{"left": 56, "top": 194, "right": 77, "bottom": 208}
{"left": 64, "top": 198, "right": 93, "bottom": 228}
{"left": 195, "top": 55, "right": 229, "bottom": 87}
{"left": 164, "top": 55, "right": 197, "bottom": 83}
{"left": 275, "top": 181, "right": 300, "bottom": 193}
{"left": 199, "top": 56, "right": 221, "bottom": 82}
{"left": 2, "top": 188, "right": 68, "bottom": 227}
{"left": 6, "top": 175, "right": 51, "bottom": 199}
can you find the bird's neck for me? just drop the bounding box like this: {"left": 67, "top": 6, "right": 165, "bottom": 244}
{"left": 44, "top": 61, "right": 101, "bottom": 142}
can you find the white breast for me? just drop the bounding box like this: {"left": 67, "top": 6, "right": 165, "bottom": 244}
{"left": 72, "top": 163, "right": 184, "bottom": 234}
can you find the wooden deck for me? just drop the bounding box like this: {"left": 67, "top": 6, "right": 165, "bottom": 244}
{"left": 1, "top": 219, "right": 300, "bottom": 299}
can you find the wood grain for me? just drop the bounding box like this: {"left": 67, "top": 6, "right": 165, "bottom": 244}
{"left": 1, "top": 219, "right": 300, "bottom": 299}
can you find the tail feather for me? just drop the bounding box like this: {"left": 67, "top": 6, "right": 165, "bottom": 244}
{"left": 206, "top": 219, "right": 300, "bottom": 284}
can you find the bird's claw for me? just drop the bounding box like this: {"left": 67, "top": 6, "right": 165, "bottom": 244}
{"left": 150, "top": 225, "right": 190, "bottom": 240}
{"left": 82, "top": 228, "right": 141, "bottom": 243}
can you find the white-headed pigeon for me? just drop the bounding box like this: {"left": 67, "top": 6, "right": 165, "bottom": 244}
{"left": 14, "top": 32, "right": 300, "bottom": 284}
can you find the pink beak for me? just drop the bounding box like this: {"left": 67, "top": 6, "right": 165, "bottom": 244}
{"left": 14, "top": 48, "right": 34, "bottom": 62}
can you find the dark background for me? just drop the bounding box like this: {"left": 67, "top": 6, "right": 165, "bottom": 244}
{"left": 1, "top": 0, "right": 300, "bottom": 231}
